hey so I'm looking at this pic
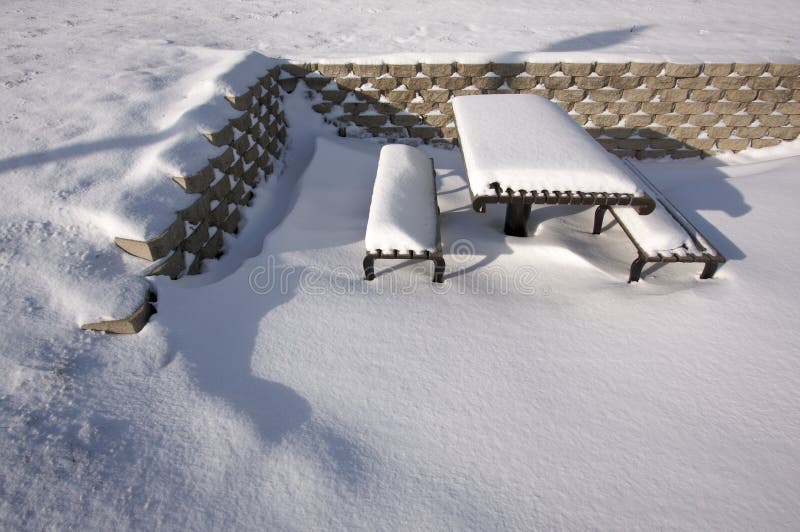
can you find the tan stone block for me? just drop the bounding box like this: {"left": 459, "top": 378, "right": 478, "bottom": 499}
{"left": 649, "top": 138, "right": 684, "bottom": 150}
{"left": 438, "top": 101, "right": 454, "bottom": 114}
{"left": 543, "top": 75, "right": 572, "bottom": 89}
{"left": 658, "top": 88, "right": 689, "bottom": 102}
{"left": 677, "top": 76, "right": 710, "bottom": 89}
{"left": 780, "top": 77, "right": 800, "bottom": 89}
{"left": 353, "top": 64, "right": 387, "bottom": 77}
{"left": 644, "top": 76, "right": 677, "bottom": 89}
{"left": 768, "top": 126, "right": 800, "bottom": 139}
{"left": 369, "top": 75, "right": 397, "bottom": 91}
{"left": 707, "top": 126, "right": 734, "bottom": 139}
{"left": 281, "top": 63, "right": 315, "bottom": 77}
{"left": 791, "top": 115, "right": 800, "bottom": 126}
{"left": 209, "top": 146, "right": 235, "bottom": 171}
{"left": 454, "top": 87, "right": 482, "bottom": 97}
{"left": 472, "top": 75, "right": 504, "bottom": 90}
{"left": 746, "top": 101, "right": 776, "bottom": 114}
{"left": 672, "top": 125, "right": 701, "bottom": 139}
{"left": 595, "top": 63, "right": 629, "bottom": 76}
{"left": 335, "top": 76, "right": 362, "bottom": 90}
{"left": 757, "top": 89, "right": 793, "bottom": 102}
{"left": 654, "top": 113, "right": 687, "bottom": 126}
{"left": 629, "top": 62, "right": 663, "bottom": 76}
{"left": 388, "top": 64, "right": 418, "bottom": 77}
{"left": 574, "top": 76, "right": 607, "bottom": 89}
{"left": 409, "top": 126, "right": 439, "bottom": 140}
{"left": 641, "top": 101, "right": 674, "bottom": 114}
{"left": 570, "top": 113, "right": 588, "bottom": 126}
{"left": 303, "top": 76, "right": 330, "bottom": 91}
{"left": 555, "top": 101, "right": 572, "bottom": 112}
{"left": 147, "top": 250, "right": 184, "bottom": 280}
{"left": 747, "top": 76, "right": 780, "bottom": 90}
{"left": 703, "top": 63, "right": 734, "bottom": 76}
{"left": 525, "top": 62, "right": 559, "bottom": 75}
{"left": 421, "top": 88, "right": 450, "bottom": 103}
{"left": 690, "top": 88, "right": 723, "bottom": 102}
{"left": 616, "top": 138, "right": 650, "bottom": 150}
{"left": 390, "top": 113, "right": 420, "bottom": 127}
{"left": 750, "top": 138, "right": 782, "bottom": 148}
{"left": 725, "top": 89, "right": 757, "bottom": 103}
{"left": 435, "top": 75, "right": 470, "bottom": 90}
{"left": 636, "top": 149, "right": 668, "bottom": 159}
{"left": 573, "top": 101, "right": 606, "bottom": 114}
{"left": 519, "top": 88, "right": 552, "bottom": 98}
{"left": 342, "top": 101, "right": 369, "bottom": 114}
{"left": 709, "top": 101, "right": 744, "bottom": 114}
{"left": 321, "top": 88, "right": 347, "bottom": 103}
{"left": 561, "top": 63, "right": 593, "bottom": 76}
{"left": 608, "top": 75, "right": 641, "bottom": 90}
{"left": 423, "top": 112, "right": 451, "bottom": 128}
{"left": 421, "top": 63, "right": 453, "bottom": 77}
{"left": 733, "top": 63, "right": 766, "bottom": 76}
{"left": 776, "top": 102, "right": 800, "bottom": 114}
{"left": 756, "top": 114, "right": 788, "bottom": 127}
{"left": 387, "top": 87, "right": 414, "bottom": 102}
{"left": 603, "top": 127, "right": 635, "bottom": 139}
{"left": 688, "top": 113, "right": 722, "bottom": 126}
{"left": 354, "top": 113, "right": 388, "bottom": 127}
{"left": 722, "top": 114, "right": 754, "bottom": 127}
{"left": 684, "top": 138, "right": 715, "bottom": 151}
{"left": 317, "top": 64, "right": 349, "bottom": 77}
{"left": 595, "top": 138, "right": 621, "bottom": 150}
{"left": 767, "top": 64, "right": 800, "bottom": 77}
{"left": 491, "top": 63, "right": 525, "bottom": 76}
{"left": 674, "top": 101, "right": 708, "bottom": 114}
{"left": 404, "top": 76, "right": 433, "bottom": 91}
{"left": 588, "top": 88, "right": 623, "bottom": 102}
{"left": 311, "top": 101, "right": 333, "bottom": 114}
{"left": 584, "top": 127, "right": 602, "bottom": 138}
{"left": 622, "top": 88, "right": 655, "bottom": 101}
{"left": 710, "top": 76, "right": 745, "bottom": 90}
{"left": 606, "top": 101, "right": 640, "bottom": 114}
{"left": 623, "top": 114, "right": 652, "bottom": 127}
{"left": 665, "top": 63, "right": 702, "bottom": 77}
{"left": 554, "top": 88, "right": 586, "bottom": 102}
{"left": 670, "top": 149, "right": 704, "bottom": 159}
{"left": 407, "top": 101, "right": 435, "bottom": 114}
{"left": 368, "top": 125, "right": 406, "bottom": 137}
{"left": 506, "top": 75, "right": 537, "bottom": 90}
{"left": 590, "top": 113, "right": 620, "bottom": 127}
{"left": 733, "top": 126, "right": 768, "bottom": 138}
{"left": 456, "top": 63, "right": 489, "bottom": 77}
{"left": 716, "top": 138, "right": 749, "bottom": 151}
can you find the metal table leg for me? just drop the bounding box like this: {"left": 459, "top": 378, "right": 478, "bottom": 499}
{"left": 504, "top": 202, "right": 531, "bottom": 237}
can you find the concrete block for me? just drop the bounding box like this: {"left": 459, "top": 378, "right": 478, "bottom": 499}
{"left": 641, "top": 101, "right": 674, "bottom": 114}
{"left": 747, "top": 76, "right": 780, "bottom": 90}
{"left": 409, "top": 126, "right": 438, "bottom": 140}
{"left": 658, "top": 88, "right": 689, "bottom": 102}
{"left": 594, "top": 63, "right": 629, "bottom": 76}
{"left": 737, "top": 63, "right": 769, "bottom": 76}
{"left": 390, "top": 113, "right": 420, "bottom": 127}
{"left": 225, "top": 89, "right": 254, "bottom": 111}
{"left": 243, "top": 161, "right": 260, "bottom": 187}
{"left": 454, "top": 87, "right": 482, "bottom": 97}
{"left": 561, "top": 63, "right": 593, "bottom": 76}
{"left": 768, "top": 126, "right": 800, "bottom": 139}
{"left": 648, "top": 138, "right": 684, "bottom": 150}
{"left": 703, "top": 63, "right": 734, "bottom": 76}
{"left": 147, "top": 250, "right": 184, "bottom": 280}
{"left": 355, "top": 113, "right": 388, "bottom": 127}
{"left": 228, "top": 178, "right": 247, "bottom": 205}
{"left": 115, "top": 217, "right": 185, "bottom": 262}
{"left": 353, "top": 64, "right": 387, "bottom": 77}
{"left": 342, "top": 101, "right": 370, "bottom": 113}
{"left": 573, "top": 101, "right": 607, "bottom": 115}
{"left": 553, "top": 88, "right": 586, "bottom": 102}
{"left": 629, "top": 62, "right": 663, "bottom": 76}
{"left": 607, "top": 75, "right": 641, "bottom": 90}
{"left": 555, "top": 101, "right": 572, "bottom": 112}
{"left": 673, "top": 101, "right": 708, "bottom": 114}
{"left": 278, "top": 78, "right": 298, "bottom": 93}
{"left": 665, "top": 63, "right": 702, "bottom": 77}
{"left": 690, "top": 88, "right": 724, "bottom": 102}
{"left": 716, "top": 138, "right": 749, "bottom": 151}
{"left": 653, "top": 113, "right": 687, "bottom": 126}
{"left": 670, "top": 149, "right": 703, "bottom": 159}
{"left": 200, "top": 228, "right": 224, "bottom": 260}
{"left": 388, "top": 64, "right": 418, "bottom": 77}
{"left": 709, "top": 101, "right": 744, "bottom": 114}
{"left": 421, "top": 63, "right": 453, "bottom": 77}
{"left": 643, "top": 76, "right": 677, "bottom": 89}
{"left": 615, "top": 138, "right": 651, "bottom": 150}
{"left": 182, "top": 220, "right": 209, "bottom": 254}
{"left": 209, "top": 198, "right": 230, "bottom": 227}
{"left": 733, "top": 126, "right": 768, "bottom": 138}
{"left": 768, "top": 64, "right": 800, "bottom": 77}
{"left": 519, "top": 88, "right": 552, "bottom": 98}
{"left": 543, "top": 75, "right": 572, "bottom": 89}
{"left": 721, "top": 114, "right": 754, "bottom": 127}
{"left": 209, "top": 146, "right": 235, "bottom": 171}
{"left": 335, "top": 76, "right": 363, "bottom": 90}
{"left": 747, "top": 101, "right": 777, "bottom": 114}
{"left": 172, "top": 163, "right": 214, "bottom": 193}
{"left": 407, "top": 101, "right": 436, "bottom": 114}
{"left": 318, "top": 64, "right": 350, "bottom": 77}
{"left": 587, "top": 88, "right": 623, "bottom": 102}
{"left": 525, "top": 62, "right": 559, "bottom": 76}
{"left": 506, "top": 75, "right": 537, "bottom": 90}
{"left": 683, "top": 138, "right": 715, "bottom": 151}
{"left": 404, "top": 76, "right": 433, "bottom": 91}
{"left": 423, "top": 112, "right": 451, "bottom": 128}
{"left": 724, "top": 90, "right": 757, "bottom": 103}
{"left": 367, "top": 126, "right": 407, "bottom": 137}
{"left": 233, "top": 131, "right": 252, "bottom": 154}
{"left": 570, "top": 113, "right": 588, "bottom": 126}
{"left": 210, "top": 174, "right": 232, "bottom": 200}
{"left": 756, "top": 113, "right": 788, "bottom": 127}
{"left": 623, "top": 114, "right": 653, "bottom": 127}
{"left": 304, "top": 76, "right": 330, "bottom": 91}
{"left": 602, "top": 127, "right": 635, "bottom": 138}
{"left": 758, "top": 89, "right": 793, "bottom": 102}
{"left": 636, "top": 149, "right": 668, "bottom": 159}
{"left": 81, "top": 292, "right": 156, "bottom": 334}
{"left": 312, "top": 101, "right": 334, "bottom": 114}
{"left": 281, "top": 63, "right": 315, "bottom": 77}
{"left": 202, "top": 123, "right": 234, "bottom": 147}
{"left": 677, "top": 76, "right": 710, "bottom": 89}
{"left": 387, "top": 87, "right": 415, "bottom": 102}
{"left": 671, "top": 125, "right": 701, "bottom": 139}
{"left": 219, "top": 207, "right": 241, "bottom": 234}
{"left": 589, "top": 113, "right": 620, "bottom": 127}
{"left": 776, "top": 102, "right": 800, "bottom": 114}
{"left": 472, "top": 75, "right": 504, "bottom": 90}
{"left": 491, "top": 63, "right": 525, "bottom": 76}
{"left": 622, "top": 88, "right": 655, "bottom": 101}
{"left": 177, "top": 192, "right": 212, "bottom": 224}
{"left": 710, "top": 76, "right": 745, "bottom": 90}
{"left": 637, "top": 125, "right": 670, "bottom": 138}
{"left": 368, "top": 75, "right": 397, "bottom": 90}
{"left": 750, "top": 138, "right": 782, "bottom": 148}
{"left": 421, "top": 88, "right": 450, "bottom": 103}
{"left": 780, "top": 77, "right": 800, "bottom": 89}
{"left": 574, "top": 76, "right": 607, "bottom": 90}
{"left": 321, "top": 88, "right": 347, "bottom": 103}
{"left": 434, "top": 75, "right": 470, "bottom": 90}
{"left": 707, "top": 126, "right": 734, "bottom": 139}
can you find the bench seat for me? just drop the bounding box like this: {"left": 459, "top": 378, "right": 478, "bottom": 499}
{"left": 364, "top": 144, "right": 444, "bottom": 283}
{"left": 593, "top": 161, "right": 725, "bottom": 282}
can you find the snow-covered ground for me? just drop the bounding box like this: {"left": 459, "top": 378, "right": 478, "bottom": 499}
{"left": 2, "top": 1, "right": 800, "bottom": 529}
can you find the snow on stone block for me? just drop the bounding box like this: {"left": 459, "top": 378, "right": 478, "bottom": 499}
{"left": 452, "top": 94, "right": 643, "bottom": 196}
{"left": 364, "top": 145, "right": 438, "bottom": 254}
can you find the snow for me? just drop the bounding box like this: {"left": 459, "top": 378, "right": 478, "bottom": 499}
{"left": 453, "top": 94, "right": 643, "bottom": 195}
{"left": 364, "top": 144, "right": 439, "bottom": 254}
{"left": 2, "top": 0, "right": 800, "bottom": 529}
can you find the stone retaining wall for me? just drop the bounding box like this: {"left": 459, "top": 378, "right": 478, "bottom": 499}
{"left": 114, "top": 67, "right": 288, "bottom": 279}
{"left": 277, "top": 62, "right": 800, "bottom": 158}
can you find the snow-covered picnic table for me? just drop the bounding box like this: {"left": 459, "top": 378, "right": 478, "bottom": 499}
{"left": 452, "top": 94, "right": 656, "bottom": 236}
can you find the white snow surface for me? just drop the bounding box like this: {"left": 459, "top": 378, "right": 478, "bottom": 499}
{"left": 454, "top": 94, "right": 643, "bottom": 196}
{"left": 365, "top": 144, "right": 438, "bottom": 254}
{"left": 611, "top": 203, "right": 706, "bottom": 256}
{"left": 2, "top": 0, "right": 800, "bottom": 529}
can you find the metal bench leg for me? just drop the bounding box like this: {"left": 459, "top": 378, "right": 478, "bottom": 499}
{"left": 629, "top": 257, "right": 646, "bottom": 283}
{"left": 593, "top": 206, "right": 609, "bottom": 234}
{"left": 504, "top": 202, "right": 531, "bottom": 237}
{"left": 363, "top": 255, "right": 376, "bottom": 281}
{"left": 700, "top": 261, "right": 719, "bottom": 279}
{"left": 432, "top": 257, "right": 445, "bottom": 283}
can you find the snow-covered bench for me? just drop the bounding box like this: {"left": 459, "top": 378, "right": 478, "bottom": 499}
{"left": 364, "top": 144, "right": 445, "bottom": 283}
{"left": 593, "top": 160, "right": 725, "bottom": 282}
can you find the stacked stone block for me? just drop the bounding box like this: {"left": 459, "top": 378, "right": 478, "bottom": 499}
{"left": 278, "top": 61, "right": 800, "bottom": 158}
{"left": 114, "top": 67, "right": 288, "bottom": 279}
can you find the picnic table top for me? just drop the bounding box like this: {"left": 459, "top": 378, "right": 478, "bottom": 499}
{"left": 453, "top": 94, "right": 649, "bottom": 206}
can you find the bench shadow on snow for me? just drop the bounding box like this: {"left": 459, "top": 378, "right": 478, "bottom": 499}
{"left": 542, "top": 26, "right": 653, "bottom": 52}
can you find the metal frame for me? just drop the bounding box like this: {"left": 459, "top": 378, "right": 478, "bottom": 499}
{"left": 364, "top": 158, "right": 445, "bottom": 283}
